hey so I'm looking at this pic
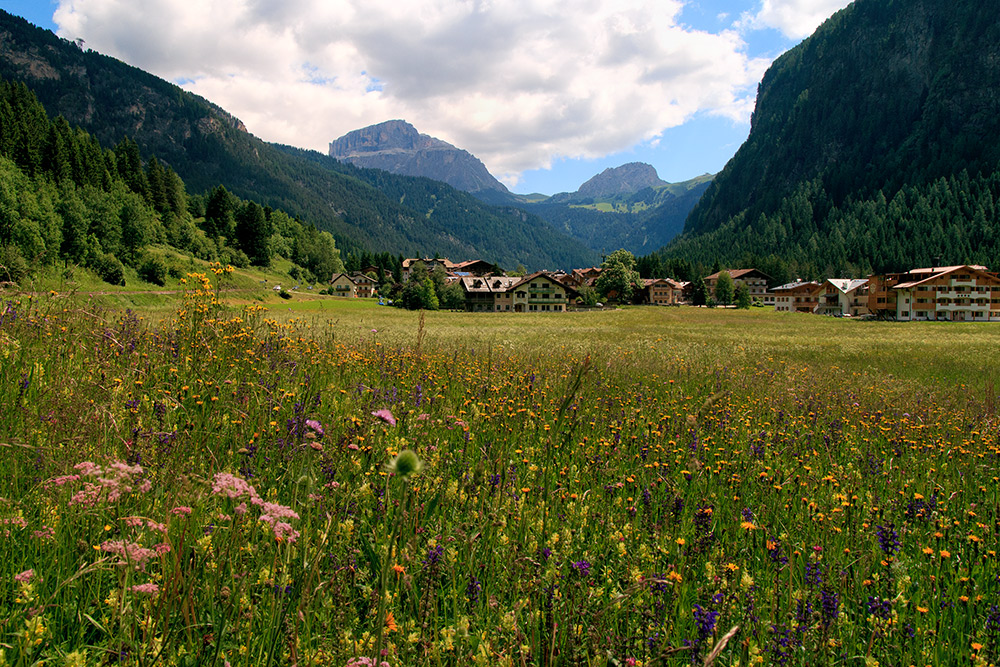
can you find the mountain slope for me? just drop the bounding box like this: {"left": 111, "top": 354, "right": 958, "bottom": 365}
{"left": 0, "top": 10, "right": 595, "bottom": 269}
{"left": 329, "top": 120, "right": 510, "bottom": 196}
{"left": 668, "top": 0, "right": 1000, "bottom": 274}
{"left": 527, "top": 175, "right": 711, "bottom": 255}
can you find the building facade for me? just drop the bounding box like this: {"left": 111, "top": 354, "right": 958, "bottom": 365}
{"left": 815, "top": 279, "right": 869, "bottom": 317}
{"left": 642, "top": 278, "right": 684, "bottom": 305}
{"left": 329, "top": 273, "right": 358, "bottom": 297}
{"left": 868, "top": 265, "right": 1000, "bottom": 321}
{"left": 704, "top": 268, "right": 773, "bottom": 306}
{"left": 460, "top": 272, "right": 577, "bottom": 312}
{"left": 773, "top": 281, "right": 821, "bottom": 312}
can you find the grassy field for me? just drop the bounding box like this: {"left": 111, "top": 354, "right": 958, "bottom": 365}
{"left": 1, "top": 278, "right": 998, "bottom": 667}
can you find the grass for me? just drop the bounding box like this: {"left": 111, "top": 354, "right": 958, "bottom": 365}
{"left": 1, "top": 278, "right": 998, "bottom": 667}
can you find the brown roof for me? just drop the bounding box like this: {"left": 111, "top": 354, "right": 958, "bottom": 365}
{"left": 403, "top": 258, "right": 458, "bottom": 270}
{"left": 892, "top": 265, "right": 998, "bottom": 289}
{"left": 704, "top": 268, "right": 772, "bottom": 282}
{"left": 510, "top": 271, "right": 580, "bottom": 297}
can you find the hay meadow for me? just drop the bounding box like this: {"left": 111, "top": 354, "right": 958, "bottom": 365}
{"left": 2, "top": 274, "right": 999, "bottom": 666}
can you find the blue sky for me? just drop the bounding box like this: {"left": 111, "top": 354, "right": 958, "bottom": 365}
{"left": 1, "top": 0, "right": 852, "bottom": 195}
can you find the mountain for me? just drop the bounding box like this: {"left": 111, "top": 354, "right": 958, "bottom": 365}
{"left": 576, "top": 162, "right": 666, "bottom": 199}
{"left": 329, "top": 120, "right": 510, "bottom": 196}
{"left": 663, "top": 0, "right": 1000, "bottom": 276}
{"left": 523, "top": 171, "right": 712, "bottom": 256}
{"left": 0, "top": 10, "right": 596, "bottom": 270}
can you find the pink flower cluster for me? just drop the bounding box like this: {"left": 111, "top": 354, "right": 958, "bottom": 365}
{"left": 130, "top": 583, "right": 160, "bottom": 595}
{"left": 123, "top": 516, "right": 168, "bottom": 533}
{"left": 100, "top": 540, "right": 169, "bottom": 570}
{"left": 211, "top": 472, "right": 263, "bottom": 505}
{"left": 32, "top": 526, "right": 55, "bottom": 540}
{"left": 371, "top": 409, "right": 396, "bottom": 426}
{"left": 260, "top": 502, "right": 300, "bottom": 543}
{"left": 211, "top": 472, "right": 300, "bottom": 543}
{"left": 14, "top": 569, "right": 34, "bottom": 583}
{"left": 2, "top": 516, "right": 27, "bottom": 537}
{"left": 305, "top": 419, "right": 324, "bottom": 436}
{"left": 346, "top": 658, "right": 389, "bottom": 667}
{"left": 59, "top": 461, "right": 152, "bottom": 506}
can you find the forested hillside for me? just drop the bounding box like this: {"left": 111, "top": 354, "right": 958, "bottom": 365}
{"left": 278, "top": 146, "right": 598, "bottom": 270}
{"left": 0, "top": 80, "right": 344, "bottom": 285}
{"left": 0, "top": 10, "right": 596, "bottom": 270}
{"left": 664, "top": 0, "right": 1000, "bottom": 277}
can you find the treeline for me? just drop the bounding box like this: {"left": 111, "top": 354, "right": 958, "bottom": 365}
{"left": 0, "top": 80, "right": 342, "bottom": 284}
{"left": 654, "top": 170, "right": 1000, "bottom": 283}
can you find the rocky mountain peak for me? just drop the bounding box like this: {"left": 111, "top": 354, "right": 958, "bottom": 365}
{"left": 576, "top": 162, "right": 666, "bottom": 198}
{"left": 328, "top": 120, "right": 508, "bottom": 194}
{"left": 328, "top": 119, "right": 450, "bottom": 156}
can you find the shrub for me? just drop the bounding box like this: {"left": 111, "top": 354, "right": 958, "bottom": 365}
{"left": 137, "top": 255, "right": 168, "bottom": 286}
{"left": 0, "top": 245, "right": 30, "bottom": 283}
{"left": 89, "top": 252, "right": 126, "bottom": 286}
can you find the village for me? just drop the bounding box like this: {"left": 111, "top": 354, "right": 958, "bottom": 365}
{"left": 325, "top": 258, "right": 1000, "bottom": 322}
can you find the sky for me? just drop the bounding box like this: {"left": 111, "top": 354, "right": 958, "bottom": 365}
{"left": 2, "top": 0, "right": 852, "bottom": 195}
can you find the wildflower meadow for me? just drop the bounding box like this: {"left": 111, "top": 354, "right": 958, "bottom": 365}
{"left": 1, "top": 276, "right": 999, "bottom": 666}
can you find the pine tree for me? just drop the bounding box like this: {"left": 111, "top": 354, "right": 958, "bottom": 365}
{"left": 234, "top": 201, "right": 272, "bottom": 266}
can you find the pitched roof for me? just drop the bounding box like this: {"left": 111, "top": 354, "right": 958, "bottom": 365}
{"left": 510, "top": 271, "right": 580, "bottom": 296}
{"left": 402, "top": 257, "right": 458, "bottom": 270}
{"left": 329, "top": 272, "right": 356, "bottom": 284}
{"left": 773, "top": 280, "right": 820, "bottom": 292}
{"left": 459, "top": 275, "right": 518, "bottom": 293}
{"left": 823, "top": 278, "right": 868, "bottom": 293}
{"left": 643, "top": 278, "right": 683, "bottom": 288}
{"left": 704, "top": 268, "right": 772, "bottom": 282}
{"left": 891, "top": 265, "right": 998, "bottom": 289}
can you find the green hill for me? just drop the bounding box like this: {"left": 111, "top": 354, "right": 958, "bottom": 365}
{"left": 661, "top": 0, "right": 1000, "bottom": 277}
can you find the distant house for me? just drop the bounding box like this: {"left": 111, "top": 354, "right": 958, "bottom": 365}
{"left": 641, "top": 278, "right": 684, "bottom": 305}
{"left": 704, "top": 268, "right": 773, "bottom": 305}
{"left": 329, "top": 273, "right": 357, "bottom": 297}
{"left": 868, "top": 265, "right": 1000, "bottom": 321}
{"left": 510, "top": 272, "right": 578, "bottom": 312}
{"left": 460, "top": 272, "right": 578, "bottom": 312}
{"left": 401, "top": 258, "right": 458, "bottom": 281}
{"left": 351, "top": 273, "right": 377, "bottom": 298}
{"left": 773, "top": 281, "right": 821, "bottom": 312}
{"left": 815, "top": 278, "right": 869, "bottom": 317}
{"left": 452, "top": 259, "right": 499, "bottom": 276}
{"left": 460, "top": 276, "right": 519, "bottom": 312}
{"left": 402, "top": 257, "right": 500, "bottom": 281}
{"left": 561, "top": 267, "right": 602, "bottom": 289}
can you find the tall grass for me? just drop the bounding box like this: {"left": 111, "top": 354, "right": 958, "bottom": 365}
{"left": 1, "top": 280, "right": 998, "bottom": 666}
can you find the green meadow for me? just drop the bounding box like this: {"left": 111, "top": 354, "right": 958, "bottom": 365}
{"left": 1, "top": 278, "right": 998, "bottom": 667}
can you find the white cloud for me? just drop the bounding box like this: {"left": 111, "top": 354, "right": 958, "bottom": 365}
{"left": 746, "top": 0, "right": 853, "bottom": 39}
{"left": 52, "top": 0, "right": 771, "bottom": 181}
